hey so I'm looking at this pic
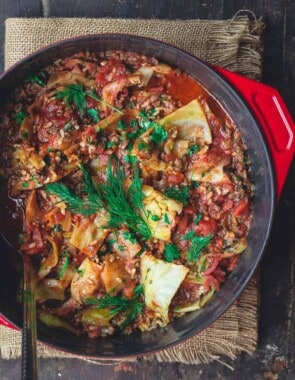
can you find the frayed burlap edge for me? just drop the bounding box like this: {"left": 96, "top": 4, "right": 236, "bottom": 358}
{"left": 1, "top": 14, "right": 263, "bottom": 365}
{"left": 0, "top": 275, "right": 258, "bottom": 366}
{"left": 5, "top": 16, "right": 263, "bottom": 80}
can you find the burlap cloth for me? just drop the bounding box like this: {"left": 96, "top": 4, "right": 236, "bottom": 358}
{"left": 1, "top": 16, "right": 263, "bottom": 366}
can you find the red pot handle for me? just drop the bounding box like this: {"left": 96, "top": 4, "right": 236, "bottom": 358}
{"left": 0, "top": 313, "right": 18, "bottom": 330}
{"left": 214, "top": 66, "right": 295, "bottom": 199}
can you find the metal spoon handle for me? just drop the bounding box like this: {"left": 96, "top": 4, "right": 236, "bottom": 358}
{"left": 22, "top": 254, "right": 38, "bottom": 380}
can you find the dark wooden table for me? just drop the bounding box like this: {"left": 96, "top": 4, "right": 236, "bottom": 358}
{"left": 0, "top": 1, "right": 294, "bottom": 379}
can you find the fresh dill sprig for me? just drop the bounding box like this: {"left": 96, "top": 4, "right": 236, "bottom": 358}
{"left": 45, "top": 165, "right": 103, "bottom": 215}
{"left": 45, "top": 161, "right": 150, "bottom": 239}
{"left": 85, "top": 284, "right": 144, "bottom": 328}
{"left": 55, "top": 84, "right": 87, "bottom": 114}
{"left": 101, "top": 161, "right": 151, "bottom": 239}
{"left": 88, "top": 90, "right": 124, "bottom": 115}
{"left": 164, "top": 186, "right": 190, "bottom": 205}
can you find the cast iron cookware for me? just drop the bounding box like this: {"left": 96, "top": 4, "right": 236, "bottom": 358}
{"left": 0, "top": 35, "right": 294, "bottom": 358}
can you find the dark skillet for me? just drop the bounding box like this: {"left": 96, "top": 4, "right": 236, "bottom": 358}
{"left": 0, "top": 34, "right": 277, "bottom": 358}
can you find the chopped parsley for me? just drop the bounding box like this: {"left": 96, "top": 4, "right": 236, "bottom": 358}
{"left": 15, "top": 111, "right": 28, "bottom": 125}
{"left": 194, "top": 213, "right": 202, "bottom": 224}
{"left": 138, "top": 142, "right": 149, "bottom": 151}
{"left": 164, "top": 213, "right": 170, "bottom": 224}
{"left": 187, "top": 234, "right": 213, "bottom": 262}
{"left": 51, "top": 224, "right": 63, "bottom": 232}
{"left": 117, "top": 120, "right": 127, "bottom": 130}
{"left": 150, "top": 124, "right": 168, "bottom": 145}
{"left": 190, "top": 180, "right": 200, "bottom": 189}
{"left": 87, "top": 108, "right": 100, "bottom": 123}
{"left": 106, "top": 141, "right": 116, "bottom": 148}
{"left": 21, "top": 182, "right": 29, "bottom": 188}
{"left": 164, "top": 243, "right": 181, "bottom": 262}
{"left": 27, "top": 74, "right": 46, "bottom": 87}
{"left": 188, "top": 144, "right": 200, "bottom": 156}
{"left": 150, "top": 214, "right": 161, "bottom": 221}
{"left": 21, "top": 131, "right": 29, "bottom": 139}
{"left": 57, "top": 251, "right": 70, "bottom": 279}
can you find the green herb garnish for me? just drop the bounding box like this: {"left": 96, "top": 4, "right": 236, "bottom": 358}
{"left": 16, "top": 111, "right": 28, "bottom": 125}
{"left": 188, "top": 144, "right": 200, "bottom": 156}
{"left": 64, "top": 123, "right": 74, "bottom": 132}
{"left": 85, "top": 284, "right": 144, "bottom": 328}
{"left": 164, "top": 186, "right": 189, "bottom": 205}
{"left": 164, "top": 243, "right": 181, "bottom": 262}
{"left": 182, "top": 230, "right": 195, "bottom": 240}
{"left": 101, "top": 161, "right": 151, "bottom": 239}
{"left": 138, "top": 142, "right": 149, "bottom": 151}
{"left": 164, "top": 213, "right": 170, "bottom": 224}
{"left": 194, "top": 213, "right": 202, "bottom": 224}
{"left": 151, "top": 214, "right": 160, "bottom": 221}
{"left": 117, "top": 120, "right": 127, "bottom": 130}
{"left": 46, "top": 161, "right": 151, "bottom": 239}
{"left": 57, "top": 251, "right": 70, "bottom": 279}
{"left": 51, "top": 224, "right": 63, "bottom": 232}
{"left": 55, "top": 84, "right": 87, "bottom": 114}
{"left": 87, "top": 108, "right": 100, "bottom": 123}
{"left": 21, "top": 131, "right": 29, "bottom": 139}
{"left": 106, "top": 141, "right": 116, "bottom": 148}
{"left": 124, "top": 155, "right": 138, "bottom": 164}
{"left": 150, "top": 124, "right": 168, "bottom": 145}
{"left": 187, "top": 235, "right": 213, "bottom": 262}
{"left": 45, "top": 165, "right": 103, "bottom": 215}
{"left": 75, "top": 268, "right": 84, "bottom": 279}
{"left": 190, "top": 181, "right": 200, "bottom": 189}
{"left": 122, "top": 231, "right": 137, "bottom": 244}
{"left": 88, "top": 90, "right": 124, "bottom": 115}
{"left": 27, "top": 74, "right": 45, "bottom": 87}
{"left": 21, "top": 182, "right": 29, "bottom": 188}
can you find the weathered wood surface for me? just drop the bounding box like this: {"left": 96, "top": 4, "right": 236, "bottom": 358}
{"left": 0, "top": 1, "right": 294, "bottom": 379}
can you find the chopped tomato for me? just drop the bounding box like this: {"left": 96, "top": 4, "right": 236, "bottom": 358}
{"left": 220, "top": 255, "right": 239, "bottom": 272}
{"left": 21, "top": 226, "right": 44, "bottom": 255}
{"left": 164, "top": 172, "right": 184, "bottom": 186}
{"left": 203, "top": 254, "right": 221, "bottom": 275}
{"left": 82, "top": 126, "right": 97, "bottom": 144}
{"left": 212, "top": 267, "right": 225, "bottom": 283}
{"left": 194, "top": 218, "right": 218, "bottom": 236}
{"left": 40, "top": 99, "right": 71, "bottom": 126}
{"left": 204, "top": 274, "right": 220, "bottom": 291}
{"left": 183, "top": 205, "right": 195, "bottom": 214}
{"left": 177, "top": 214, "right": 189, "bottom": 234}
{"left": 222, "top": 199, "right": 234, "bottom": 213}
{"left": 95, "top": 59, "right": 127, "bottom": 86}
{"left": 233, "top": 200, "right": 249, "bottom": 217}
{"left": 86, "top": 95, "right": 99, "bottom": 108}
{"left": 149, "top": 86, "right": 164, "bottom": 93}
{"left": 122, "top": 280, "right": 137, "bottom": 299}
